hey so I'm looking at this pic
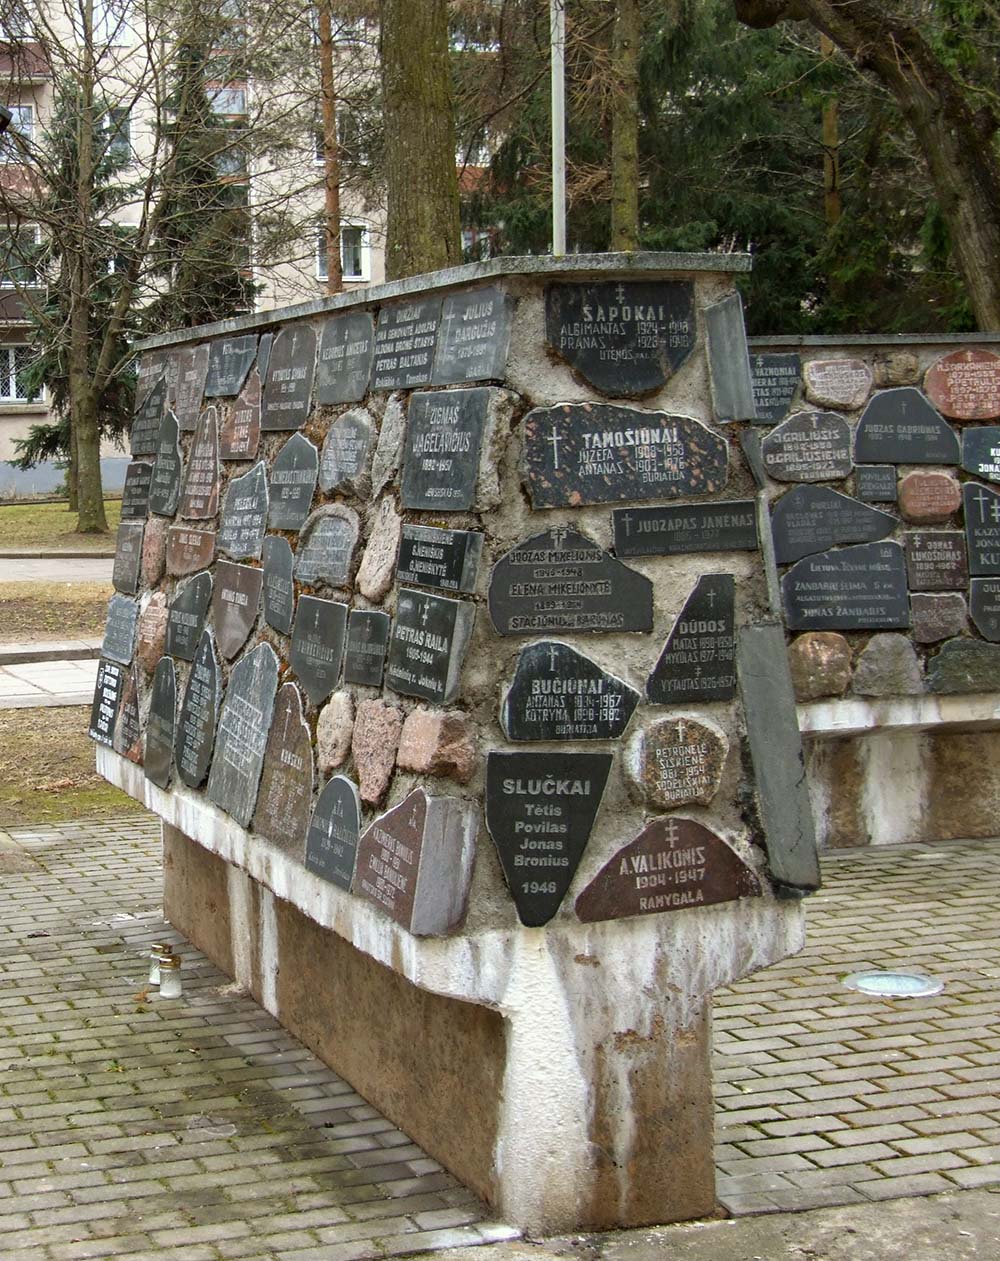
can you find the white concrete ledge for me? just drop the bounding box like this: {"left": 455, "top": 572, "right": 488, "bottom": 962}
{"left": 797, "top": 693, "right": 1000, "bottom": 738}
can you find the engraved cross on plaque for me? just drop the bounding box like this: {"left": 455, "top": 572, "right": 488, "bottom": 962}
{"left": 547, "top": 426, "right": 562, "bottom": 471}
{"left": 973, "top": 487, "right": 992, "bottom": 522}
{"left": 550, "top": 525, "right": 569, "bottom": 549}
{"left": 419, "top": 601, "right": 431, "bottom": 628}
{"left": 621, "top": 511, "right": 634, "bottom": 537}
{"left": 548, "top": 644, "right": 560, "bottom": 672}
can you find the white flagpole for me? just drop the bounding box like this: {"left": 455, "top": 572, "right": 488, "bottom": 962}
{"left": 550, "top": 0, "right": 566, "bottom": 256}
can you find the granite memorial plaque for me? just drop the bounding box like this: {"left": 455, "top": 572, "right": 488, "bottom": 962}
{"left": 856, "top": 464, "right": 897, "bottom": 503}
{"left": 343, "top": 610, "right": 391, "bottom": 688}
{"left": 432, "top": 284, "right": 513, "bottom": 385}
{"left": 803, "top": 357, "right": 872, "bottom": 409}
{"left": 305, "top": 775, "right": 361, "bottom": 888}
{"left": 174, "top": 343, "right": 210, "bottom": 432}
{"left": 705, "top": 291, "right": 756, "bottom": 421}
{"left": 904, "top": 531, "right": 968, "bottom": 591}
{"left": 501, "top": 640, "right": 640, "bottom": 741}
{"left": 854, "top": 388, "right": 960, "bottom": 465}
{"left": 136, "top": 349, "right": 170, "bottom": 407}
{"left": 522, "top": 403, "right": 728, "bottom": 508}
{"left": 289, "top": 595, "right": 347, "bottom": 706}
{"left": 130, "top": 374, "right": 167, "bottom": 457}
{"left": 385, "top": 588, "right": 475, "bottom": 704}
{"left": 625, "top": 716, "right": 727, "bottom": 810}
{"left": 165, "top": 571, "right": 213, "bottom": 661}
{"left": 174, "top": 628, "right": 220, "bottom": 788}
{"left": 166, "top": 526, "right": 215, "bottom": 576}
{"left": 220, "top": 367, "right": 262, "bottom": 460}
{"left": 762, "top": 411, "right": 853, "bottom": 482}
{"left": 89, "top": 658, "right": 125, "bottom": 747}
{"left": 121, "top": 461, "right": 153, "bottom": 520}
{"left": 371, "top": 296, "right": 441, "bottom": 390}
{"left": 257, "top": 333, "right": 273, "bottom": 380}
{"left": 144, "top": 656, "right": 176, "bottom": 788}
{"left": 544, "top": 280, "right": 695, "bottom": 396}
{"left": 925, "top": 348, "right": 1000, "bottom": 420}
{"left": 396, "top": 524, "right": 484, "bottom": 593}
{"left": 261, "top": 324, "right": 316, "bottom": 430}
{"left": 294, "top": 507, "right": 359, "bottom": 586}
{"left": 962, "top": 426, "right": 1000, "bottom": 484}
{"left": 400, "top": 387, "right": 490, "bottom": 511}
{"left": 149, "top": 411, "right": 182, "bottom": 517}
{"left": 771, "top": 485, "right": 897, "bottom": 565}
{"left": 970, "top": 578, "right": 1000, "bottom": 642}
{"left": 206, "top": 642, "right": 279, "bottom": 827}
{"left": 318, "top": 408, "right": 374, "bottom": 492}
{"left": 102, "top": 594, "right": 140, "bottom": 665}
{"left": 750, "top": 352, "right": 800, "bottom": 424}
{"left": 575, "top": 817, "right": 760, "bottom": 923}
{"left": 647, "top": 574, "right": 736, "bottom": 703}
{"left": 316, "top": 310, "right": 375, "bottom": 404}
{"left": 253, "top": 682, "right": 314, "bottom": 854}
{"left": 112, "top": 521, "right": 144, "bottom": 594}
{"left": 268, "top": 433, "right": 318, "bottom": 530}
{"left": 963, "top": 483, "right": 1000, "bottom": 576}
{"left": 488, "top": 526, "right": 653, "bottom": 636}
{"left": 218, "top": 461, "right": 268, "bottom": 560}
{"left": 485, "top": 751, "right": 613, "bottom": 927}
{"left": 205, "top": 334, "right": 257, "bottom": 398}
{"left": 212, "top": 561, "right": 263, "bottom": 660}
{"left": 781, "top": 541, "right": 910, "bottom": 630}
{"left": 178, "top": 407, "right": 220, "bottom": 519}
{"left": 612, "top": 501, "right": 758, "bottom": 558}
{"left": 262, "top": 535, "right": 295, "bottom": 634}
{"left": 113, "top": 666, "right": 143, "bottom": 764}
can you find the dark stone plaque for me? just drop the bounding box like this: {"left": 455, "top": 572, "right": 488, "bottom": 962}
{"left": 149, "top": 411, "right": 182, "bottom": 517}
{"left": 488, "top": 526, "right": 654, "bottom": 636}
{"left": 294, "top": 507, "right": 359, "bottom": 586}
{"left": 253, "top": 682, "right": 314, "bottom": 855}
{"left": 218, "top": 461, "right": 269, "bottom": 560}
{"left": 485, "top": 751, "right": 613, "bottom": 927}
{"left": 305, "top": 775, "right": 361, "bottom": 888}
{"left": 705, "top": 292, "right": 756, "bottom": 421}
{"left": 205, "top": 334, "right": 257, "bottom": 398}
{"left": 762, "top": 411, "right": 853, "bottom": 482}
{"left": 771, "top": 485, "right": 897, "bottom": 565}
{"left": 522, "top": 404, "right": 728, "bottom": 508}
{"left": 268, "top": 433, "right": 318, "bottom": 530}
{"left": 130, "top": 374, "right": 167, "bottom": 457}
{"left": 289, "top": 595, "right": 348, "bottom": 706}
{"left": 316, "top": 311, "right": 375, "bottom": 405}
{"left": 89, "top": 658, "right": 125, "bottom": 747}
{"left": 545, "top": 281, "right": 695, "bottom": 396}
{"left": 174, "top": 628, "right": 220, "bottom": 789}
{"left": 102, "top": 594, "right": 139, "bottom": 665}
{"left": 432, "top": 285, "right": 513, "bottom": 385}
{"left": 854, "top": 388, "right": 959, "bottom": 465}
{"left": 143, "top": 656, "right": 176, "bottom": 788}
{"left": 781, "top": 541, "right": 910, "bottom": 630}
{"left": 925, "top": 348, "right": 1000, "bottom": 420}
{"left": 220, "top": 367, "right": 262, "bottom": 460}
{"left": 166, "top": 526, "right": 215, "bottom": 576}
{"left": 113, "top": 666, "right": 143, "bottom": 764}
{"left": 318, "top": 408, "right": 373, "bottom": 492}
{"left": 613, "top": 501, "right": 758, "bottom": 558}
{"left": 396, "top": 524, "right": 484, "bottom": 593}
{"left": 112, "top": 521, "right": 144, "bottom": 594}
{"left": 750, "top": 352, "right": 800, "bottom": 424}
{"left": 262, "top": 535, "right": 295, "bottom": 634}
{"left": 206, "top": 642, "right": 280, "bottom": 828}
{"left": 501, "top": 640, "right": 639, "bottom": 741}
{"left": 962, "top": 426, "right": 1000, "bottom": 484}
{"left": 385, "top": 588, "right": 475, "bottom": 704}
{"left": 575, "top": 817, "right": 760, "bottom": 923}
{"left": 174, "top": 344, "right": 210, "bottom": 432}
{"left": 121, "top": 461, "right": 153, "bottom": 520}
{"left": 136, "top": 349, "right": 170, "bottom": 408}
{"left": 261, "top": 324, "right": 317, "bottom": 430}
{"left": 166, "top": 571, "right": 213, "bottom": 661}
{"left": 371, "top": 296, "right": 441, "bottom": 390}
{"left": 904, "top": 531, "right": 968, "bottom": 592}
{"left": 178, "top": 406, "right": 220, "bottom": 519}
{"left": 856, "top": 464, "right": 897, "bottom": 503}
{"left": 343, "top": 610, "right": 391, "bottom": 688}
{"left": 970, "top": 578, "right": 1000, "bottom": 642}
{"left": 963, "top": 482, "right": 1000, "bottom": 576}
{"left": 401, "top": 387, "right": 490, "bottom": 511}
{"left": 647, "top": 574, "right": 736, "bottom": 703}
{"left": 212, "top": 561, "right": 263, "bottom": 660}
{"left": 257, "top": 333, "right": 273, "bottom": 380}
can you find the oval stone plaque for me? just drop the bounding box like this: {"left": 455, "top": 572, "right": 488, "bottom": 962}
{"left": 294, "top": 506, "right": 360, "bottom": 587}
{"left": 318, "top": 407, "right": 374, "bottom": 492}
{"left": 925, "top": 348, "right": 1000, "bottom": 420}
{"left": 305, "top": 775, "right": 361, "bottom": 889}
{"left": 762, "top": 411, "right": 853, "bottom": 482}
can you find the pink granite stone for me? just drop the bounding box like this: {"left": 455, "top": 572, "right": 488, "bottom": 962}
{"left": 351, "top": 698, "right": 404, "bottom": 804}
{"left": 396, "top": 708, "right": 477, "bottom": 784}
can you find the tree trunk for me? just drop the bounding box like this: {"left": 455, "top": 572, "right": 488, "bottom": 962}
{"left": 610, "top": 0, "right": 641, "bottom": 251}
{"left": 318, "top": 0, "right": 343, "bottom": 295}
{"left": 67, "top": 420, "right": 79, "bottom": 511}
{"left": 381, "top": 0, "right": 462, "bottom": 280}
{"left": 734, "top": 0, "right": 1000, "bottom": 330}
{"left": 819, "top": 34, "right": 841, "bottom": 228}
{"left": 73, "top": 387, "right": 105, "bottom": 533}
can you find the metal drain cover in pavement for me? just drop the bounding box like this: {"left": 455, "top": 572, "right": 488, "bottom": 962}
{"left": 843, "top": 970, "right": 944, "bottom": 998}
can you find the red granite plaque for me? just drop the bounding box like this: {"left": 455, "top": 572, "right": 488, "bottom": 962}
{"left": 925, "top": 348, "right": 1000, "bottom": 420}
{"left": 166, "top": 526, "right": 216, "bottom": 576}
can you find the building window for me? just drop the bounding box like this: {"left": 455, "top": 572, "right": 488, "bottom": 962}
{"left": 0, "top": 1, "right": 30, "bottom": 38}
{"left": 104, "top": 107, "right": 130, "bottom": 162}
{"left": 209, "top": 86, "right": 247, "bottom": 118}
{"left": 0, "top": 344, "right": 38, "bottom": 402}
{"left": 0, "top": 225, "right": 40, "bottom": 285}
{"left": 462, "top": 228, "right": 492, "bottom": 262}
{"left": 0, "top": 105, "right": 32, "bottom": 162}
{"left": 316, "top": 223, "right": 368, "bottom": 283}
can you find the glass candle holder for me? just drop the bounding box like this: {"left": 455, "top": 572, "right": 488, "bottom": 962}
{"left": 149, "top": 942, "right": 172, "bottom": 986}
{"left": 158, "top": 954, "right": 182, "bottom": 999}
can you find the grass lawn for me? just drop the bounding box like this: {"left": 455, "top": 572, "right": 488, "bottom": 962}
{"left": 0, "top": 581, "right": 111, "bottom": 643}
{"left": 0, "top": 499, "right": 121, "bottom": 552}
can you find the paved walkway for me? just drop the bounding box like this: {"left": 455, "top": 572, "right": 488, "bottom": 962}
{"left": 0, "top": 557, "right": 114, "bottom": 582}
{"left": 713, "top": 837, "right": 1000, "bottom": 1214}
{"left": 0, "top": 657, "right": 100, "bottom": 708}
{"left": 0, "top": 816, "right": 515, "bottom": 1261}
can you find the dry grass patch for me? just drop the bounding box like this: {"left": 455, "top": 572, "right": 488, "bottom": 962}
{"left": 0, "top": 581, "right": 111, "bottom": 643}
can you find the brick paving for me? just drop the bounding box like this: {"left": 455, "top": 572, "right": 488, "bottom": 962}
{"left": 713, "top": 838, "right": 1000, "bottom": 1215}
{"left": 0, "top": 815, "right": 516, "bottom": 1260}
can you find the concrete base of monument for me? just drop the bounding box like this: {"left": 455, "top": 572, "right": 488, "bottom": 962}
{"left": 98, "top": 747, "right": 804, "bottom": 1235}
